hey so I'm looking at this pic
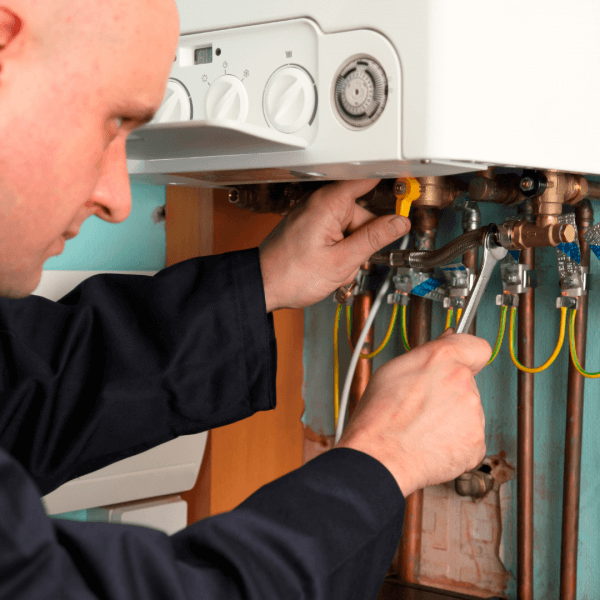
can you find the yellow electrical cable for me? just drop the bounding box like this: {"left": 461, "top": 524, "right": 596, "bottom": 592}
{"left": 401, "top": 304, "right": 411, "bottom": 352}
{"left": 333, "top": 303, "right": 343, "bottom": 427}
{"left": 445, "top": 308, "right": 454, "bottom": 331}
{"left": 569, "top": 309, "right": 600, "bottom": 378}
{"left": 346, "top": 304, "right": 399, "bottom": 359}
{"left": 455, "top": 307, "right": 463, "bottom": 328}
{"left": 487, "top": 305, "right": 508, "bottom": 366}
{"left": 509, "top": 306, "right": 567, "bottom": 373}
{"left": 345, "top": 305, "right": 353, "bottom": 348}
{"left": 361, "top": 304, "right": 399, "bottom": 359}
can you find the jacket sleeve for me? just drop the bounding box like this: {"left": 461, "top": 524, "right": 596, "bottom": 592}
{"left": 0, "top": 446, "right": 405, "bottom": 600}
{"left": 0, "top": 248, "right": 277, "bottom": 496}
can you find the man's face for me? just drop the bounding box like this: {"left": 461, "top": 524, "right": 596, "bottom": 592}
{"left": 0, "top": 0, "right": 179, "bottom": 298}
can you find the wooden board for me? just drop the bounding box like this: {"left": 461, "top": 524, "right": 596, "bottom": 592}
{"left": 166, "top": 187, "right": 304, "bottom": 521}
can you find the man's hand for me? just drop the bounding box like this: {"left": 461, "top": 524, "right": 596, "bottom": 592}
{"left": 336, "top": 331, "right": 491, "bottom": 497}
{"left": 258, "top": 179, "right": 410, "bottom": 312}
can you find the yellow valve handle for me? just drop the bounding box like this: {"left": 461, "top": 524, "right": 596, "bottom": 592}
{"left": 395, "top": 177, "right": 420, "bottom": 217}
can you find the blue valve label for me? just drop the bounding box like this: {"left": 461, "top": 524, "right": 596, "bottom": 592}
{"left": 411, "top": 277, "right": 444, "bottom": 298}
{"left": 557, "top": 243, "right": 581, "bottom": 264}
{"left": 583, "top": 222, "right": 600, "bottom": 261}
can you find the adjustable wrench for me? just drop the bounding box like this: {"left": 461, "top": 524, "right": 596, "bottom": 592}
{"left": 455, "top": 226, "right": 508, "bottom": 334}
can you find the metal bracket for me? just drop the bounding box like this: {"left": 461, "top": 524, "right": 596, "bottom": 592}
{"left": 500, "top": 261, "right": 536, "bottom": 295}
{"left": 439, "top": 264, "right": 475, "bottom": 298}
{"left": 387, "top": 291, "right": 410, "bottom": 306}
{"left": 556, "top": 295, "right": 579, "bottom": 310}
{"left": 354, "top": 268, "right": 370, "bottom": 296}
{"left": 499, "top": 249, "right": 536, "bottom": 296}
{"left": 392, "top": 268, "right": 416, "bottom": 295}
{"left": 496, "top": 293, "right": 519, "bottom": 308}
{"left": 443, "top": 296, "right": 466, "bottom": 310}
{"left": 557, "top": 213, "right": 584, "bottom": 297}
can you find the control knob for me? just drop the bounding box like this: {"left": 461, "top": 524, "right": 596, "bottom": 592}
{"left": 204, "top": 75, "right": 249, "bottom": 122}
{"left": 264, "top": 66, "right": 317, "bottom": 134}
{"left": 151, "top": 79, "right": 192, "bottom": 124}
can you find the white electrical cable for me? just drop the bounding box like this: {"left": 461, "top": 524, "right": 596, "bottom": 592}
{"left": 334, "top": 234, "right": 410, "bottom": 444}
{"left": 334, "top": 269, "right": 392, "bottom": 443}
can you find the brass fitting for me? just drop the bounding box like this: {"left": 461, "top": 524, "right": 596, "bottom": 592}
{"left": 414, "top": 176, "right": 463, "bottom": 209}
{"left": 455, "top": 470, "right": 494, "bottom": 499}
{"left": 499, "top": 219, "right": 575, "bottom": 250}
{"left": 532, "top": 170, "right": 588, "bottom": 227}
{"left": 411, "top": 206, "right": 439, "bottom": 251}
{"left": 468, "top": 173, "right": 525, "bottom": 206}
{"left": 562, "top": 173, "right": 589, "bottom": 206}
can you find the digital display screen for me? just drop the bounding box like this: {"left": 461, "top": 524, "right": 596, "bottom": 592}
{"left": 194, "top": 46, "right": 213, "bottom": 65}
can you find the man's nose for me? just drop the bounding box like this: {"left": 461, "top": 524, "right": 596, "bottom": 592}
{"left": 89, "top": 139, "right": 132, "bottom": 224}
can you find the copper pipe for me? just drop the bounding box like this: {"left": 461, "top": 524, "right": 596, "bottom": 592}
{"left": 560, "top": 199, "right": 593, "bottom": 600}
{"left": 398, "top": 207, "right": 439, "bottom": 583}
{"left": 517, "top": 243, "right": 535, "bottom": 600}
{"left": 468, "top": 172, "right": 525, "bottom": 206}
{"left": 348, "top": 288, "right": 374, "bottom": 419}
{"left": 586, "top": 179, "right": 600, "bottom": 200}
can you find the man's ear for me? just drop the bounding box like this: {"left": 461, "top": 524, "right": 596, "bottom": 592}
{"left": 0, "top": 8, "right": 21, "bottom": 50}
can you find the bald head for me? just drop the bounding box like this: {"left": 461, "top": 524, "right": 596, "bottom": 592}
{"left": 0, "top": 0, "right": 179, "bottom": 297}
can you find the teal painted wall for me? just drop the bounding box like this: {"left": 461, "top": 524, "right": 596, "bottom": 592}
{"left": 303, "top": 200, "right": 600, "bottom": 599}
{"left": 44, "top": 183, "right": 166, "bottom": 272}
{"left": 47, "top": 183, "right": 166, "bottom": 523}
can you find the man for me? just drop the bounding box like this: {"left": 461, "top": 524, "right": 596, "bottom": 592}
{"left": 0, "top": 1, "right": 490, "bottom": 598}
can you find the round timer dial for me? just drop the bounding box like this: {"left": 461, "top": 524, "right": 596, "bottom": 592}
{"left": 333, "top": 57, "right": 388, "bottom": 129}
{"left": 205, "top": 75, "right": 249, "bottom": 122}
{"left": 264, "top": 66, "right": 317, "bottom": 134}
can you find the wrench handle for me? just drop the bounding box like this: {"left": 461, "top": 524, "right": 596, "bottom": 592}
{"left": 455, "top": 228, "right": 507, "bottom": 335}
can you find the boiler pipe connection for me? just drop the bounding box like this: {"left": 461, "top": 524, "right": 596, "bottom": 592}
{"left": 560, "top": 199, "right": 594, "bottom": 600}
{"left": 348, "top": 263, "right": 375, "bottom": 419}
{"left": 397, "top": 206, "right": 439, "bottom": 584}
{"left": 517, "top": 244, "right": 535, "bottom": 600}
{"left": 516, "top": 199, "right": 536, "bottom": 600}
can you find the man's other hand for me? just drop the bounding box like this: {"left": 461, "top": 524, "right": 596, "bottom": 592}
{"left": 336, "top": 331, "right": 491, "bottom": 497}
{"left": 258, "top": 179, "right": 410, "bottom": 312}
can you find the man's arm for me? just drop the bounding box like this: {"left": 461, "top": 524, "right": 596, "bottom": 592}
{"left": 0, "top": 249, "right": 276, "bottom": 495}
{"left": 0, "top": 446, "right": 404, "bottom": 600}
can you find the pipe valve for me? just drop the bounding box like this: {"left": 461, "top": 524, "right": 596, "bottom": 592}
{"left": 498, "top": 219, "right": 575, "bottom": 250}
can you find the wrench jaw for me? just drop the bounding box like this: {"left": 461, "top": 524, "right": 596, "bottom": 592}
{"left": 455, "top": 227, "right": 508, "bottom": 335}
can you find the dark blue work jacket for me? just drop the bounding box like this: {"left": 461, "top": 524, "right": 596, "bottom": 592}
{"left": 0, "top": 248, "right": 405, "bottom": 599}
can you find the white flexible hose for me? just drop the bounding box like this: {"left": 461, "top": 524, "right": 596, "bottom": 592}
{"left": 334, "top": 235, "right": 411, "bottom": 443}
{"left": 334, "top": 268, "right": 393, "bottom": 443}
